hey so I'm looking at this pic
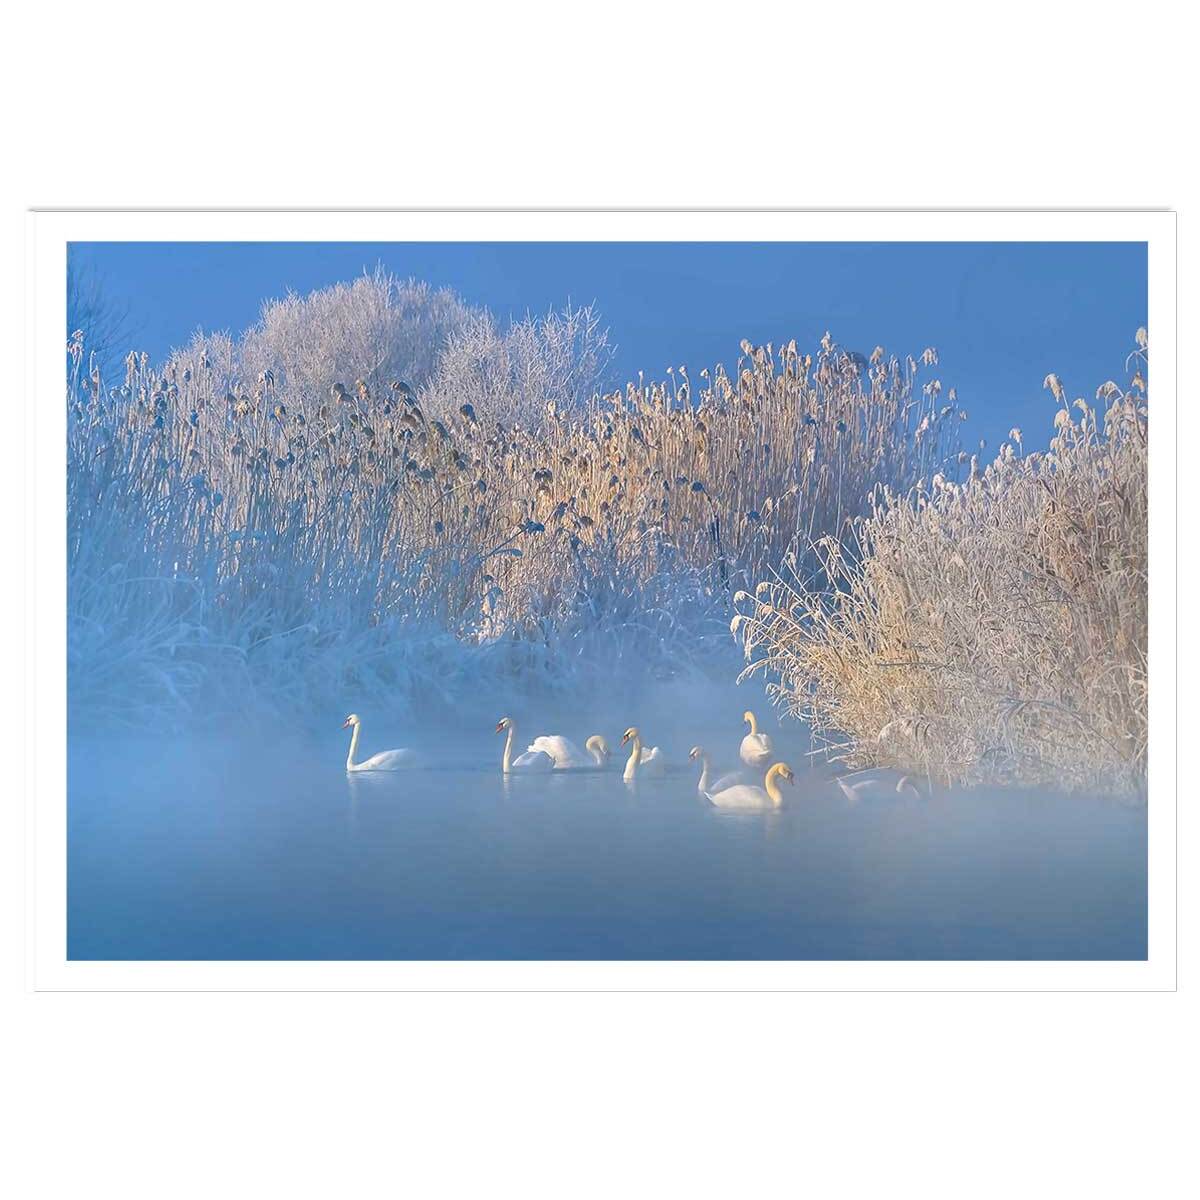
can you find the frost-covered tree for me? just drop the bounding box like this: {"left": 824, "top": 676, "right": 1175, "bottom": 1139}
{"left": 173, "top": 269, "right": 478, "bottom": 399}
{"left": 420, "top": 302, "right": 614, "bottom": 426}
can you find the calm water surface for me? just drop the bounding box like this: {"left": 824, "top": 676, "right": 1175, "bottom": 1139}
{"left": 68, "top": 732, "right": 1147, "bottom": 960}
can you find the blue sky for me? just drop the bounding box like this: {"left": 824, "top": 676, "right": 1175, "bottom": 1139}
{"left": 68, "top": 241, "right": 1146, "bottom": 453}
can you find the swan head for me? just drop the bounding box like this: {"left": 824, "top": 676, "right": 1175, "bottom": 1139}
{"left": 342, "top": 713, "right": 361, "bottom": 729}
{"left": 495, "top": 716, "right": 513, "bottom": 734}
{"left": 586, "top": 735, "right": 611, "bottom": 760}
{"left": 620, "top": 727, "right": 639, "bottom": 747}
{"left": 688, "top": 746, "right": 704, "bottom": 761}
{"left": 774, "top": 763, "right": 796, "bottom": 785}
{"left": 742, "top": 710, "right": 755, "bottom": 728}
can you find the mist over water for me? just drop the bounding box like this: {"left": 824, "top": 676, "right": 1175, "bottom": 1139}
{"left": 68, "top": 678, "right": 1146, "bottom": 961}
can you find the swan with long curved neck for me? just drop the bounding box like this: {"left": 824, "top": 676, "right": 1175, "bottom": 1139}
{"left": 585, "top": 735, "right": 612, "bottom": 767}
{"left": 688, "top": 746, "right": 744, "bottom": 795}
{"left": 496, "top": 716, "right": 554, "bottom": 773}
{"left": 835, "top": 768, "right": 921, "bottom": 804}
{"left": 739, "top": 710, "right": 774, "bottom": 768}
{"left": 706, "top": 762, "right": 795, "bottom": 809}
{"left": 526, "top": 733, "right": 612, "bottom": 770}
{"left": 620, "top": 727, "right": 666, "bottom": 781}
{"left": 342, "top": 714, "right": 418, "bottom": 772}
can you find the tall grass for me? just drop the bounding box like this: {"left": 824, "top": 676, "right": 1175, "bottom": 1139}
{"left": 734, "top": 334, "right": 1149, "bottom": 793}
{"left": 67, "top": 280, "right": 957, "bottom": 730}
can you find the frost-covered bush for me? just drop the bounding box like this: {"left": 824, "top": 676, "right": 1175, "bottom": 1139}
{"left": 734, "top": 336, "right": 1149, "bottom": 793}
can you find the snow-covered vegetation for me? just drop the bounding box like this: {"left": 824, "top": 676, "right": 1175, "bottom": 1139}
{"left": 734, "top": 335, "right": 1149, "bottom": 793}
{"left": 66, "top": 271, "right": 959, "bottom": 730}
{"left": 66, "top": 267, "right": 1148, "bottom": 792}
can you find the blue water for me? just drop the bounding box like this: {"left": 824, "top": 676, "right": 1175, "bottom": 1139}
{"left": 67, "top": 731, "right": 1147, "bottom": 961}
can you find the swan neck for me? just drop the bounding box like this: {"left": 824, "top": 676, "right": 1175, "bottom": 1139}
{"left": 765, "top": 764, "right": 783, "bottom": 805}
{"left": 502, "top": 723, "right": 514, "bottom": 773}
{"left": 346, "top": 723, "right": 360, "bottom": 770}
{"left": 746, "top": 712, "right": 759, "bottom": 736}
{"left": 696, "top": 753, "right": 712, "bottom": 790}
{"left": 629, "top": 734, "right": 642, "bottom": 770}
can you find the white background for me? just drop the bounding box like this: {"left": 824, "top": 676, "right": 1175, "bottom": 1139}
{"left": 1, "top": 4, "right": 1195, "bottom": 1199}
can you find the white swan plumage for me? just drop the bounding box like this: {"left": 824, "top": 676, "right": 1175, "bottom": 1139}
{"left": 620, "top": 727, "right": 667, "bottom": 781}
{"left": 688, "top": 746, "right": 745, "bottom": 795}
{"left": 835, "top": 768, "right": 921, "bottom": 804}
{"left": 585, "top": 735, "right": 613, "bottom": 768}
{"left": 739, "top": 710, "right": 774, "bottom": 768}
{"left": 706, "top": 761, "right": 795, "bottom": 810}
{"left": 527, "top": 734, "right": 612, "bottom": 770}
{"left": 342, "top": 713, "right": 419, "bottom": 772}
{"left": 496, "top": 716, "right": 554, "bottom": 773}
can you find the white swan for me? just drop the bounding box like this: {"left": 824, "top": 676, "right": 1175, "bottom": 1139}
{"left": 835, "top": 769, "right": 921, "bottom": 804}
{"left": 527, "top": 733, "right": 612, "bottom": 770}
{"left": 739, "top": 710, "right": 775, "bottom": 768}
{"left": 620, "top": 727, "right": 667, "bottom": 781}
{"left": 688, "top": 746, "right": 745, "bottom": 795}
{"left": 585, "top": 735, "right": 612, "bottom": 768}
{"left": 706, "top": 762, "right": 795, "bottom": 810}
{"left": 342, "top": 713, "right": 419, "bottom": 772}
{"left": 496, "top": 716, "right": 554, "bottom": 773}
